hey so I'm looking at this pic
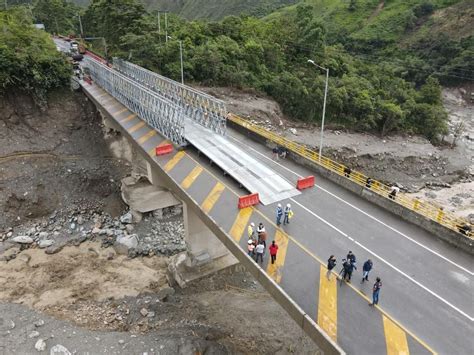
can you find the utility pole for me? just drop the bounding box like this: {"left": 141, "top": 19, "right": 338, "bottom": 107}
{"left": 179, "top": 40, "right": 184, "bottom": 84}
{"left": 157, "top": 11, "right": 161, "bottom": 34}
{"left": 77, "top": 13, "right": 83, "bottom": 37}
{"left": 308, "top": 59, "right": 329, "bottom": 162}
{"left": 165, "top": 12, "right": 168, "bottom": 43}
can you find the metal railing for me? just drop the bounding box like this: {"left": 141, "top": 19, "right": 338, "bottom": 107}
{"left": 113, "top": 58, "right": 228, "bottom": 136}
{"left": 228, "top": 113, "right": 473, "bottom": 238}
{"left": 83, "top": 57, "right": 187, "bottom": 146}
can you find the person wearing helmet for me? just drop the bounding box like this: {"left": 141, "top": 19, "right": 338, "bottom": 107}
{"left": 247, "top": 222, "right": 255, "bottom": 240}
{"left": 283, "top": 203, "right": 292, "bottom": 225}
{"left": 247, "top": 239, "right": 255, "bottom": 256}
{"left": 276, "top": 203, "right": 283, "bottom": 225}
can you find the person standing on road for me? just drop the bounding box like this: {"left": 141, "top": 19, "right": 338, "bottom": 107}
{"left": 327, "top": 255, "right": 337, "bottom": 280}
{"left": 276, "top": 204, "right": 283, "bottom": 226}
{"left": 257, "top": 223, "right": 265, "bottom": 238}
{"left": 371, "top": 277, "right": 382, "bottom": 306}
{"left": 247, "top": 222, "right": 255, "bottom": 240}
{"left": 269, "top": 240, "right": 279, "bottom": 264}
{"left": 283, "top": 203, "right": 292, "bottom": 225}
{"left": 361, "top": 259, "right": 373, "bottom": 283}
{"left": 347, "top": 251, "right": 356, "bottom": 266}
{"left": 247, "top": 239, "right": 255, "bottom": 256}
{"left": 255, "top": 242, "right": 265, "bottom": 264}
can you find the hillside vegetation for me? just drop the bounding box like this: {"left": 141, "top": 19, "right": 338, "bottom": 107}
{"left": 0, "top": 8, "right": 70, "bottom": 103}
{"left": 7, "top": 0, "right": 473, "bottom": 142}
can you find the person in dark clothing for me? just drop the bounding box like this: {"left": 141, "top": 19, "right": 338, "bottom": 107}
{"left": 347, "top": 251, "right": 356, "bottom": 265}
{"left": 371, "top": 277, "right": 382, "bottom": 306}
{"left": 339, "top": 259, "right": 356, "bottom": 282}
{"left": 361, "top": 259, "right": 373, "bottom": 283}
{"left": 365, "top": 177, "right": 373, "bottom": 188}
{"left": 344, "top": 167, "right": 352, "bottom": 178}
{"left": 458, "top": 224, "right": 472, "bottom": 236}
{"left": 269, "top": 241, "right": 279, "bottom": 264}
{"left": 326, "top": 255, "right": 337, "bottom": 280}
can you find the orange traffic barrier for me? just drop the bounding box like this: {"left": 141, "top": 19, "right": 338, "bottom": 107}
{"left": 297, "top": 176, "right": 315, "bottom": 190}
{"left": 155, "top": 144, "right": 173, "bottom": 156}
{"left": 238, "top": 193, "right": 260, "bottom": 209}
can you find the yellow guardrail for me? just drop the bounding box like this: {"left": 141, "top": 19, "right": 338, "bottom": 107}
{"left": 228, "top": 113, "right": 473, "bottom": 238}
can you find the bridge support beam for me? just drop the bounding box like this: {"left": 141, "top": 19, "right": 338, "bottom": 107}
{"left": 168, "top": 202, "right": 238, "bottom": 288}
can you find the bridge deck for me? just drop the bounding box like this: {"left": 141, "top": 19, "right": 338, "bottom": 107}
{"left": 185, "top": 119, "right": 300, "bottom": 205}
{"left": 81, "top": 76, "right": 473, "bottom": 355}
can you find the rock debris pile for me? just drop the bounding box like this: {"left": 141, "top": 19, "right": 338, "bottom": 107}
{"left": 0, "top": 204, "right": 186, "bottom": 261}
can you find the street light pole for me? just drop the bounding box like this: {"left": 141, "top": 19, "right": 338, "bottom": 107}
{"left": 77, "top": 13, "right": 83, "bottom": 37}
{"left": 167, "top": 36, "right": 184, "bottom": 84}
{"left": 179, "top": 40, "right": 184, "bottom": 84}
{"left": 308, "top": 59, "right": 329, "bottom": 162}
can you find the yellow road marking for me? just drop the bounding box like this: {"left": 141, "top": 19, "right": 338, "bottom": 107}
{"left": 266, "top": 230, "right": 288, "bottom": 283}
{"left": 164, "top": 150, "right": 436, "bottom": 354}
{"left": 383, "top": 315, "right": 410, "bottom": 355}
{"left": 128, "top": 121, "right": 146, "bottom": 134}
{"left": 229, "top": 207, "right": 253, "bottom": 242}
{"left": 181, "top": 166, "right": 203, "bottom": 190}
{"left": 318, "top": 265, "right": 337, "bottom": 341}
{"left": 137, "top": 130, "right": 157, "bottom": 145}
{"left": 120, "top": 113, "right": 137, "bottom": 123}
{"left": 201, "top": 182, "right": 225, "bottom": 214}
{"left": 148, "top": 140, "right": 171, "bottom": 156}
{"left": 164, "top": 151, "right": 185, "bottom": 172}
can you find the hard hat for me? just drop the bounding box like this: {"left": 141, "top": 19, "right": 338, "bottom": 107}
{"left": 287, "top": 203, "right": 291, "bottom": 208}
{"left": 250, "top": 222, "right": 255, "bottom": 227}
{"left": 277, "top": 203, "right": 281, "bottom": 207}
{"left": 248, "top": 240, "right": 253, "bottom": 244}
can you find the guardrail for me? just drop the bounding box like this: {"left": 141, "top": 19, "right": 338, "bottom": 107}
{"left": 228, "top": 113, "right": 473, "bottom": 238}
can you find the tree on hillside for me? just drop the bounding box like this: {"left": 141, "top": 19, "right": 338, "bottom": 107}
{"left": 33, "top": 0, "right": 79, "bottom": 34}
{"left": 83, "top": 0, "right": 145, "bottom": 50}
{"left": 0, "top": 7, "right": 70, "bottom": 103}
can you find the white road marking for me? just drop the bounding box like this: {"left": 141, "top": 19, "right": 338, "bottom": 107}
{"left": 227, "top": 134, "right": 473, "bottom": 276}
{"left": 290, "top": 198, "right": 474, "bottom": 322}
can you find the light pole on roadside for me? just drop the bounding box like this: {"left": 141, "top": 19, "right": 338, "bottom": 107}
{"left": 167, "top": 36, "right": 184, "bottom": 85}
{"left": 77, "top": 13, "right": 83, "bottom": 37}
{"left": 308, "top": 59, "right": 329, "bottom": 162}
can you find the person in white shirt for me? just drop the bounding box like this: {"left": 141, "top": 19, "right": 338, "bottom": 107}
{"left": 255, "top": 243, "right": 265, "bottom": 264}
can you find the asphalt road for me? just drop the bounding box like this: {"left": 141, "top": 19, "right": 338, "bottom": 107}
{"left": 75, "top": 58, "right": 474, "bottom": 354}
{"left": 215, "top": 129, "right": 474, "bottom": 355}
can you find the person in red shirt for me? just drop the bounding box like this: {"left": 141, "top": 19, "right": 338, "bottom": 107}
{"left": 269, "top": 240, "right": 279, "bottom": 264}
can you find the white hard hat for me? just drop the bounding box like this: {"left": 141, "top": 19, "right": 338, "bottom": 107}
{"left": 251, "top": 222, "right": 255, "bottom": 227}
{"left": 278, "top": 203, "right": 281, "bottom": 207}
{"left": 248, "top": 240, "right": 253, "bottom": 244}
{"left": 287, "top": 203, "right": 291, "bottom": 208}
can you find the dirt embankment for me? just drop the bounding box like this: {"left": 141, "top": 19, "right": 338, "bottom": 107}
{"left": 0, "top": 90, "right": 128, "bottom": 228}
{"left": 0, "top": 89, "right": 319, "bottom": 354}
{"left": 200, "top": 85, "right": 473, "bottom": 220}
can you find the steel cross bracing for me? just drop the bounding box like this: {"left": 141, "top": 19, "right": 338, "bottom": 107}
{"left": 83, "top": 57, "right": 187, "bottom": 146}
{"left": 112, "top": 58, "right": 227, "bottom": 136}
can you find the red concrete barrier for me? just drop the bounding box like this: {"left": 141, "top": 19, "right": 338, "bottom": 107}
{"left": 238, "top": 193, "right": 260, "bottom": 209}
{"left": 155, "top": 144, "right": 173, "bottom": 156}
{"left": 297, "top": 176, "right": 315, "bottom": 190}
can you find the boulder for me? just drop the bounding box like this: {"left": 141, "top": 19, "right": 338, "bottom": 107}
{"left": 35, "top": 339, "right": 46, "bottom": 352}
{"left": 120, "top": 212, "right": 133, "bottom": 224}
{"left": 38, "top": 240, "right": 55, "bottom": 249}
{"left": 50, "top": 344, "right": 71, "bottom": 355}
{"left": 11, "top": 235, "right": 34, "bottom": 244}
{"left": 114, "top": 234, "right": 138, "bottom": 255}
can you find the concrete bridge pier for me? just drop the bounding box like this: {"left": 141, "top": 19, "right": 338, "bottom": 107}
{"left": 147, "top": 161, "right": 238, "bottom": 287}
